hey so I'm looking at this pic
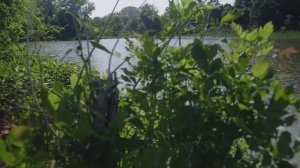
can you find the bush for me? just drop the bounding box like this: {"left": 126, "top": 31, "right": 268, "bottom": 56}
{"left": 1, "top": 1, "right": 300, "bottom": 168}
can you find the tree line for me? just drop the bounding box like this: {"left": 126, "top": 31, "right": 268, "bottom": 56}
{"left": 233, "top": 0, "right": 300, "bottom": 30}
{"left": 37, "top": 0, "right": 300, "bottom": 41}
{"left": 34, "top": 0, "right": 162, "bottom": 40}
{"left": 8, "top": 0, "right": 300, "bottom": 41}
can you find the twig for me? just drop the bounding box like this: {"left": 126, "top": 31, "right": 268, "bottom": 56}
{"left": 25, "top": 1, "right": 41, "bottom": 112}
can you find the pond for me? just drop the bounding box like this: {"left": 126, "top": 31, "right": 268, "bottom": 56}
{"left": 29, "top": 38, "right": 231, "bottom": 72}
{"left": 31, "top": 37, "right": 300, "bottom": 88}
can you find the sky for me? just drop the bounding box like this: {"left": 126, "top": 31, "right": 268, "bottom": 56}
{"left": 90, "top": 0, "right": 234, "bottom": 17}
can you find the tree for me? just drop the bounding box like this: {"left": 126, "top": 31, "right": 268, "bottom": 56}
{"left": 139, "top": 4, "right": 162, "bottom": 35}
{"left": 234, "top": 0, "right": 300, "bottom": 30}
{"left": 0, "top": 0, "right": 29, "bottom": 49}
{"left": 51, "top": 9, "right": 78, "bottom": 39}
{"left": 35, "top": 0, "right": 95, "bottom": 40}
{"left": 119, "top": 6, "right": 142, "bottom": 33}
{"left": 93, "top": 4, "right": 162, "bottom": 37}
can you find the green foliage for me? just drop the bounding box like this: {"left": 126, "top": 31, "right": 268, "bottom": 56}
{"left": 221, "top": 11, "right": 241, "bottom": 25}
{"left": 35, "top": 0, "right": 95, "bottom": 40}
{"left": 116, "top": 19, "right": 299, "bottom": 167}
{"left": 1, "top": 0, "right": 300, "bottom": 167}
{"left": 0, "top": 0, "right": 29, "bottom": 50}
{"left": 234, "top": 0, "right": 300, "bottom": 30}
{"left": 252, "top": 59, "right": 269, "bottom": 78}
{"left": 0, "top": 47, "right": 79, "bottom": 129}
{"left": 93, "top": 4, "right": 162, "bottom": 38}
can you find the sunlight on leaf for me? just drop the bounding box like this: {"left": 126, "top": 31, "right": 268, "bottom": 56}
{"left": 48, "top": 93, "right": 61, "bottom": 110}
{"left": 258, "top": 22, "right": 273, "bottom": 41}
{"left": 221, "top": 11, "right": 241, "bottom": 25}
{"left": 70, "top": 74, "right": 78, "bottom": 89}
{"left": 253, "top": 59, "right": 270, "bottom": 78}
{"left": 231, "top": 23, "right": 243, "bottom": 36}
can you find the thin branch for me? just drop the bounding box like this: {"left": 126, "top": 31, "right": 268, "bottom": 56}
{"left": 25, "top": 1, "right": 41, "bottom": 112}
{"left": 107, "top": 0, "right": 148, "bottom": 84}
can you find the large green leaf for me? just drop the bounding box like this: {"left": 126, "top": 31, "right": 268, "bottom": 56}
{"left": 277, "top": 131, "right": 293, "bottom": 158}
{"left": 253, "top": 59, "right": 270, "bottom": 78}
{"left": 258, "top": 22, "right": 273, "bottom": 41}
{"left": 48, "top": 92, "right": 61, "bottom": 111}
{"left": 191, "top": 42, "right": 207, "bottom": 69}
{"left": 210, "top": 58, "right": 223, "bottom": 73}
{"left": 181, "top": 0, "right": 193, "bottom": 9}
{"left": 90, "top": 41, "right": 112, "bottom": 54}
{"left": 70, "top": 74, "right": 78, "bottom": 89}
{"left": 221, "top": 11, "right": 241, "bottom": 25}
{"left": 231, "top": 22, "right": 243, "bottom": 36}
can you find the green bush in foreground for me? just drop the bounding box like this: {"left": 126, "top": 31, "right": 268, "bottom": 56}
{"left": 1, "top": 0, "right": 300, "bottom": 168}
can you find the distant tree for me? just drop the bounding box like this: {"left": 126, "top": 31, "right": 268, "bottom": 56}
{"left": 234, "top": 0, "right": 300, "bottom": 30}
{"left": 0, "top": 2, "right": 27, "bottom": 42}
{"left": 93, "top": 4, "right": 162, "bottom": 37}
{"left": 139, "top": 4, "right": 162, "bottom": 35}
{"left": 36, "top": 0, "right": 57, "bottom": 23}
{"left": 120, "top": 6, "right": 139, "bottom": 17}
{"left": 119, "top": 6, "right": 142, "bottom": 33}
{"left": 56, "top": 0, "right": 95, "bottom": 20}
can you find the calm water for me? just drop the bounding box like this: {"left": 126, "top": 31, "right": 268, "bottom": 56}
{"left": 30, "top": 39, "right": 131, "bottom": 73}
{"left": 30, "top": 38, "right": 232, "bottom": 73}
{"left": 31, "top": 38, "right": 300, "bottom": 86}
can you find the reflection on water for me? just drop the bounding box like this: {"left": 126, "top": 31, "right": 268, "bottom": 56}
{"left": 272, "top": 38, "right": 300, "bottom": 93}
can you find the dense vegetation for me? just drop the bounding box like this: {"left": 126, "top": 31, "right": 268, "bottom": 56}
{"left": 1, "top": 0, "right": 300, "bottom": 167}
{"left": 32, "top": 0, "right": 300, "bottom": 40}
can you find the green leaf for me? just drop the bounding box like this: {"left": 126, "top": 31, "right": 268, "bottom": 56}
{"left": 231, "top": 23, "right": 243, "bottom": 36}
{"left": 0, "top": 139, "right": 15, "bottom": 166}
{"left": 48, "top": 93, "right": 61, "bottom": 110}
{"left": 238, "top": 103, "right": 249, "bottom": 110}
{"left": 274, "top": 88, "right": 284, "bottom": 101}
{"left": 221, "top": 11, "right": 241, "bottom": 25}
{"left": 210, "top": 58, "right": 223, "bottom": 73}
{"left": 91, "top": 41, "right": 112, "bottom": 54}
{"left": 181, "top": 0, "right": 193, "bottom": 9}
{"left": 277, "top": 131, "right": 293, "bottom": 158}
{"left": 253, "top": 59, "right": 270, "bottom": 79}
{"left": 246, "top": 30, "right": 258, "bottom": 41}
{"left": 115, "top": 51, "right": 122, "bottom": 58}
{"left": 191, "top": 42, "right": 208, "bottom": 69}
{"left": 70, "top": 74, "right": 78, "bottom": 89}
{"left": 258, "top": 22, "right": 273, "bottom": 41}
{"left": 221, "top": 38, "right": 228, "bottom": 43}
